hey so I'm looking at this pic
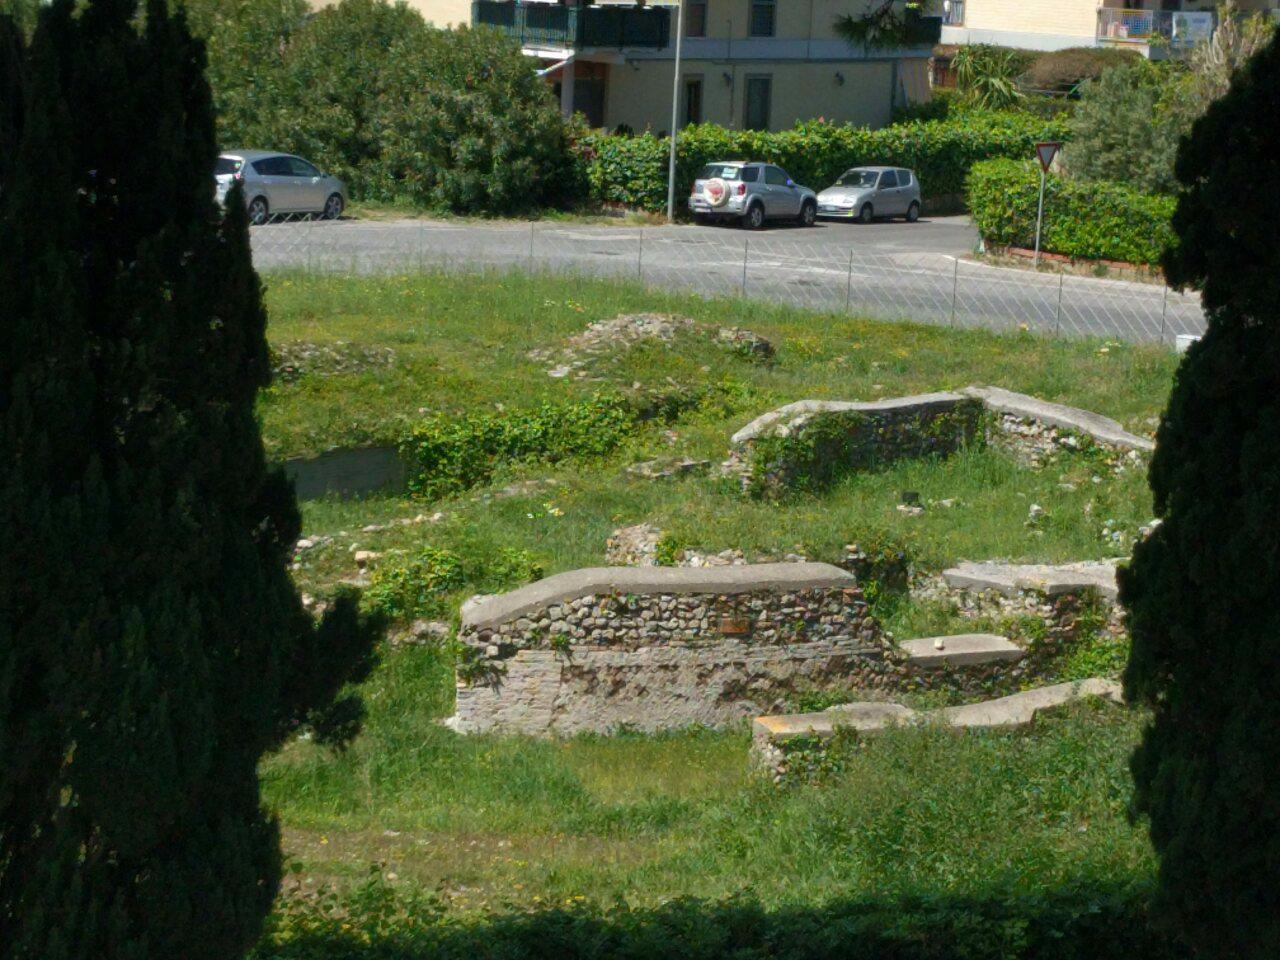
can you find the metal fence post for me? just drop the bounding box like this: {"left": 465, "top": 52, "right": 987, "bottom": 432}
{"left": 1159, "top": 285, "right": 1169, "bottom": 345}
{"left": 637, "top": 228, "right": 644, "bottom": 281}
{"left": 949, "top": 257, "right": 959, "bottom": 327}
{"left": 528, "top": 221, "right": 536, "bottom": 274}
{"left": 741, "top": 237, "right": 750, "bottom": 298}
{"left": 1054, "top": 270, "right": 1064, "bottom": 336}
{"left": 845, "top": 249, "right": 855, "bottom": 312}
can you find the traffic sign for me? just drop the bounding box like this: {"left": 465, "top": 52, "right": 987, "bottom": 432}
{"left": 1035, "top": 141, "right": 1063, "bottom": 172}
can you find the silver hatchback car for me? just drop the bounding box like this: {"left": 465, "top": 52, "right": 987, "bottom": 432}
{"left": 816, "top": 166, "right": 922, "bottom": 223}
{"left": 689, "top": 161, "right": 818, "bottom": 229}
{"left": 215, "top": 150, "right": 348, "bottom": 225}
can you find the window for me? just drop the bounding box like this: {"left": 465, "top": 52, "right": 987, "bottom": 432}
{"left": 743, "top": 75, "right": 771, "bottom": 131}
{"left": 287, "top": 157, "right": 322, "bottom": 178}
{"left": 836, "top": 169, "right": 878, "bottom": 188}
{"left": 252, "top": 156, "right": 291, "bottom": 176}
{"left": 686, "top": 0, "right": 707, "bottom": 37}
{"left": 749, "top": 0, "right": 775, "bottom": 37}
{"left": 684, "top": 77, "right": 703, "bottom": 125}
{"left": 763, "top": 165, "right": 789, "bottom": 186}
{"left": 215, "top": 156, "right": 243, "bottom": 175}
{"left": 739, "top": 166, "right": 760, "bottom": 183}
{"left": 878, "top": 170, "right": 899, "bottom": 188}
{"left": 897, "top": 169, "right": 913, "bottom": 186}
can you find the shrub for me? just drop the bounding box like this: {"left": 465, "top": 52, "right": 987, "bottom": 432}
{"left": 370, "top": 25, "right": 583, "bottom": 213}
{"left": 1023, "top": 46, "right": 1140, "bottom": 94}
{"left": 1120, "top": 31, "right": 1280, "bottom": 960}
{"left": 952, "top": 44, "right": 1033, "bottom": 109}
{"left": 1064, "top": 58, "right": 1184, "bottom": 195}
{"left": 363, "top": 545, "right": 544, "bottom": 621}
{"left": 967, "top": 158, "right": 1175, "bottom": 265}
{"left": 582, "top": 110, "right": 1071, "bottom": 214}
{"left": 399, "top": 394, "right": 640, "bottom": 500}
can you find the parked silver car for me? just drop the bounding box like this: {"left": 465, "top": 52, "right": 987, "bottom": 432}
{"left": 817, "top": 167, "right": 921, "bottom": 223}
{"left": 215, "top": 150, "right": 347, "bottom": 225}
{"left": 689, "top": 161, "right": 818, "bottom": 229}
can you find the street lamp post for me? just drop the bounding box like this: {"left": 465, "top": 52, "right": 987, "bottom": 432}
{"left": 666, "top": 0, "right": 685, "bottom": 222}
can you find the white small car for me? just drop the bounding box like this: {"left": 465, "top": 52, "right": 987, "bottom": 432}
{"left": 215, "top": 150, "right": 348, "bottom": 225}
{"left": 817, "top": 167, "right": 922, "bottom": 223}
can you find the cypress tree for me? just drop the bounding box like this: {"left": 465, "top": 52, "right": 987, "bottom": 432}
{"left": 0, "top": 11, "right": 21, "bottom": 193}
{"left": 0, "top": 1, "right": 382, "bottom": 957}
{"left": 1119, "top": 32, "right": 1280, "bottom": 959}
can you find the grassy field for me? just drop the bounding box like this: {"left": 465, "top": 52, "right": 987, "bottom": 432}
{"left": 254, "top": 272, "right": 1179, "bottom": 958}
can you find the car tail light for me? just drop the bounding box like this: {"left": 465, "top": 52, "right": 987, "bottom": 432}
{"left": 234, "top": 171, "right": 244, "bottom": 182}
{"left": 735, "top": 182, "right": 746, "bottom": 196}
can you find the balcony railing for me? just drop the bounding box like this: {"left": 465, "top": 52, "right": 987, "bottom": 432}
{"left": 472, "top": 1, "right": 671, "bottom": 50}
{"left": 1096, "top": 8, "right": 1215, "bottom": 48}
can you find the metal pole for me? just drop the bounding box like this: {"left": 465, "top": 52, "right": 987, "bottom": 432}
{"left": 637, "top": 228, "right": 644, "bottom": 280}
{"left": 1160, "top": 284, "right": 1169, "bottom": 345}
{"left": 741, "top": 236, "right": 749, "bottom": 297}
{"left": 666, "top": 0, "right": 685, "bottom": 223}
{"left": 845, "top": 249, "right": 854, "bottom": 312}
{"left": 528, "top": 221, "right": 535, "bottom": 273}
{"left": 949, "top": 257, "right": 959, "bottom": 327}
{"left": 1033, "top": 166, "right": 1046, "bottom": 269}
{"left": 1055, "top": 270, "right": 1064, "bottom": 335}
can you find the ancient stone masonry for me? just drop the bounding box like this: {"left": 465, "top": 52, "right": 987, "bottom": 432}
{"left": 722, "top": 386, "right": 1154, "bottom": 496}
{"left": 724, "top": 393, "right": 985, "bottom": 496}
{"left": 448, "top": 564, "right": 892, "bottom": 736}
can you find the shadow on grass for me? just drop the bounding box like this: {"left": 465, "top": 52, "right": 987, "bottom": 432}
{"left": 254, "top": 881, "right": 1183, "bottom": 960}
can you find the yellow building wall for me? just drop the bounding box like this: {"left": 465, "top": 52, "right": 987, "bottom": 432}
{"left": 311, "top": 0, "right": 472, "bottom": 26}
{"left": 961, "top": 0, "right": 1099, "bottom": 38}
{"left": 605, "top": 58, "right": 895, "bottom": 134}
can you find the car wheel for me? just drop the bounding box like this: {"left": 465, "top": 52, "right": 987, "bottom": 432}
{"left": 797, "top": 200, "right": 817, "bottom": 227}
{"left": 742, "top": 203, "right": 766, "bottom": 230}
{"left": 323, "top": 193, "right": 344, "bottom": 220}
{"left": 906, "top": 201, "right": 920, "bottom": 223}
{"left": 857, "top": 203, "right": 874, "bottom": 225}
{"left": 247, "top": 196, "right": 270, "bottom": 226}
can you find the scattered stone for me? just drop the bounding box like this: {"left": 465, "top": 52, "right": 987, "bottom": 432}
{"left": 896, "top": 504, "right": 925, "bottom": 517}
{"left": 605, "top": 523, "right": 663, "bottom": 567}
{"left": 715, "top": 326, "right": 775, "bottom": 361}
{"left": 898, "top": 633, "right": 1024, "bottom": 669}
{"left": 354, "top": 550, "right": 381, "bottom": 568}
{"left": 271, "top": 341, "right": 396, "bottom": 383}
{"left": 626, "top": 458, "right": 712, "bottom": 481}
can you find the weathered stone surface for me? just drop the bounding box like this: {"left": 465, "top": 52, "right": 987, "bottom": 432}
{"left": 961, "top": 385, "right": 1154, "bottom": 453}
{"left": 730, "top": 393, "right": 972, "bottom": 446}
{"left": 942, "top": 560, "right": 1120, "bottom": 600}
{"left": 899, "top": 633, "right": 1024, "bottom": 669}
{"left": 626, "top": 458, "right": 713, "bottom": 481}
{"left": 751, "top": 678, "right": 1125, "bottom": 777}
{"left": 461, "top": 563, "right": 857, "bottom": 632}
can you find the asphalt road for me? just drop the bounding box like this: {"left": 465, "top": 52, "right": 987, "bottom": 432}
{"left": 250, "top": 214, "right": 1204, "bottom": 345}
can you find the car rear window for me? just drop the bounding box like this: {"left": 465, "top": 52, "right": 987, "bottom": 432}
{"left": 215, "top": 156, "right": 243, "bottom": 175}
{"left": 697, "top": 164, "right": 745, "bottom": 181}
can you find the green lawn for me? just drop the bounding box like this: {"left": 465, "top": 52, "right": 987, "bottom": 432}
{"left": 254, "top": 272, "right": 1177, "bottom": 958}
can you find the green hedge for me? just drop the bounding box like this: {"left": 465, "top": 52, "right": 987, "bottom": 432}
{"left": 967, "top": 158, "right": 1176, "bottom": 266}
{"left": 579, "top": 110, "right": 1071, "bottom": 214}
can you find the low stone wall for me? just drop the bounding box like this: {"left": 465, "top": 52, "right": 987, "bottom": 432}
{"left": 449, "top": 564, "right": 892, "bottom": 736}
{"left": 724, "top": 393, "right": 984, "bottom": 496}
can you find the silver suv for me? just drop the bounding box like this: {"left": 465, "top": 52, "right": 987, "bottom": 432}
{"left": 689, "top": 161, "right": 818, "bottom": 229}
{"left": 816, "top": 166, "right": 921, "bottom": 223}
{"left": 215, "top": 150, "right": 348, "bottom": 225}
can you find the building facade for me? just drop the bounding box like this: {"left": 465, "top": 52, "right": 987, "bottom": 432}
{"left": 940, "top": 0, "right": 1279, "bottom": 57}
{"left": 403, "top": 0, "right": 939, "bottom": 132}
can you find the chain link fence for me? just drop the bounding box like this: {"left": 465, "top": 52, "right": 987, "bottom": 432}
{"left": 250, "top": 215, "right": 1205, "bottom": 346}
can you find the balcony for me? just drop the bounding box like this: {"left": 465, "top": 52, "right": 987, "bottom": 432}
{"left": 1097, "top": 8, "right": 1215, "bottom": 54}
{"left": 472, "top": 1, "right": 671, "bottom": 51}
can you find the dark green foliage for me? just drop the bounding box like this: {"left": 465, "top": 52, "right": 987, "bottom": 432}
{"left": 0, "top": 12, "right": 21, "bottom": 192}
{"left": 967, "top": 158, "right": 1175, "bottom": 265}
{"left": 583, "top": 109, "right": 1071, "bottom": 214}
{"left": 0, "top": 1, "right": 381, "bottom": 957}
{"left": 1119, "top": 32, "right": 1280, "bottom": 960}
{"left": 253, "top": 877, "right": 1179, "bottom": 960}
{"left": 177, "top": 0, "right": 576, "bottom": 214}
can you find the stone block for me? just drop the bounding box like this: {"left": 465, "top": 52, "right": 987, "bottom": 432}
{"left": 899, "top": 634, "right": 1024, "bottom": 669}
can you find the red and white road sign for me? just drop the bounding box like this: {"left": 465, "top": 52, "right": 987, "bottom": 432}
{"left": 1035, "top": 141, "right": 1063, "bottom": 172}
